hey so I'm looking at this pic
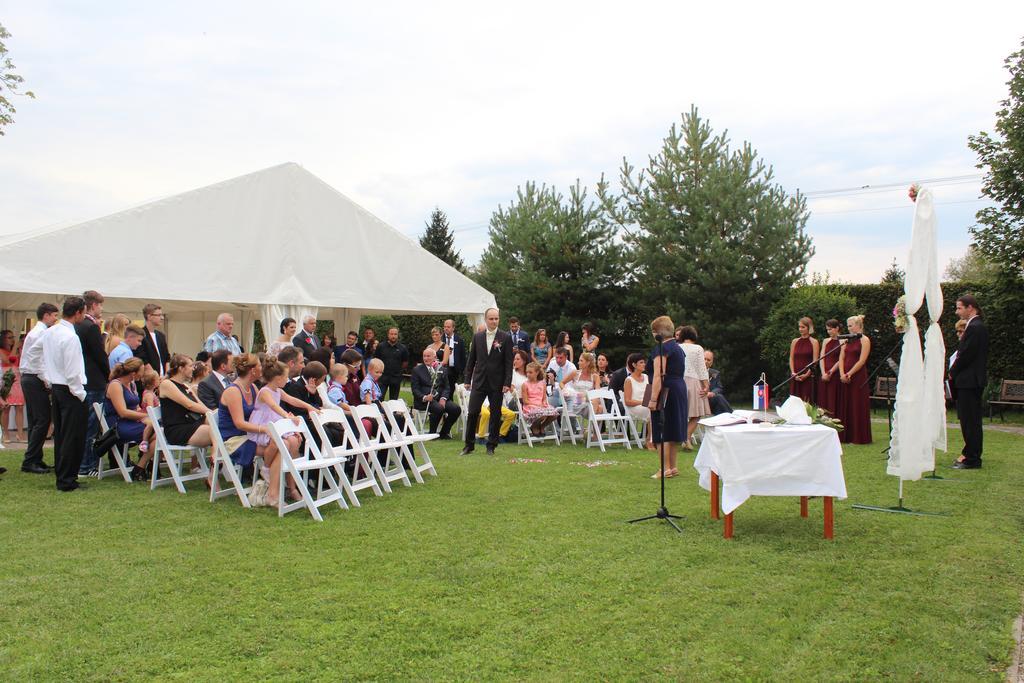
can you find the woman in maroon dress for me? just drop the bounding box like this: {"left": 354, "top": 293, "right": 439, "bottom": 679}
{"left": 817, "top": 319, "right": 843, "bottom": 417}
{"left": 789, "top": 317, "right": 820, "bottom": 403}
{"left": 839, "top": 315, "right": 872, "bottom": 443}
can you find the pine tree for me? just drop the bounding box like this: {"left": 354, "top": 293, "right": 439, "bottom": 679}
{"left": 880, "top": 258, "right": 905, "bottom": 286}
{"left": 419, "top": 207, "right": 465, "bottom": 273}
{"left": 599, "top": 106, "right": 813, "bottom": 391}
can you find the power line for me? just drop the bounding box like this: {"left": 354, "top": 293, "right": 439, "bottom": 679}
{"left": 802, "top": 174, "right": 981, "bottom": 198}
{"left": 812, "top": 197, "right": 990, "bottom": 216}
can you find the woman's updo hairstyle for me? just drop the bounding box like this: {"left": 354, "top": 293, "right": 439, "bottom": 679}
{"left": 168, "top": 353, "right": 193, "bottom": 377}
{"left": 110, "top": 357, "right": 144, "bottom": 380}
{"left": 280, "top": 317, "right": 296, "bottom": 334}
{"left": 261, "top": 358, "right": 287, "bottom": 382}
{"left": 678, "top": 325, "right": 699, "bottom": 342}
{"left": 232, "top": 353, "right": 260, "bottom": 378}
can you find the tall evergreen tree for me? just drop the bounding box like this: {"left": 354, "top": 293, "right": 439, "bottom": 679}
{"left": 419, "top": 207, "right": 465, "bottom": 273}
{"left": 599, "top": 106, "right": 813, "bottom": 391}
{"left": 475, "top": 181, "right": 628, "bottom": 350}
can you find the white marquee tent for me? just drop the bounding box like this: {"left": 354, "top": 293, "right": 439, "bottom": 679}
{"left": 0, "top": 163, "right": 496, "bottom": 353}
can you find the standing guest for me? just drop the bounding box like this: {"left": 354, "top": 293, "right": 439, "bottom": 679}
{"left": 508, "top": 317, "right": 531, "bottom": 353}
{"left": 292, "top": 314, "right": 320, "bottom": 358}
{"left": 42, "top": 296, "right": 89, "bottom": 491}
{"left": 375, "top": 327, "right": 409, "bottom": 401}
{"left": 17, "top": 302, "right": 59, "bottom": 473}
{"left": 198, "top": 349, "right": 232, "bottom": 410}
{"left": 410, "top": 347, "right": 461, "bottom": 439}
{"left": 321, "top": 334, "right": 336, "bottom": 355}
{"left": 441, "top": 319, "right": 466, "bottom": 389}
{"left": 817, "top": 319, "right": 843, "bottom": 417}
{"left": 135, "top": 303, "right": 170, "bottom": 376}
{"left": 677, "top": 326, "right": 710, "bottom": 449}
{"left": 103, "top": 313, "right": 131, "bottom": 355}
{"left": 204, "top": 313, "right": 242, "bottom": 356}
{"left": 426, "top": 326, "right": 451, "bottom": 367}
{"left": 838, "top": 315, "right": 872, "bottom": 444}
{"left": 0, "top": 329, "right": 26, "bottom": 444}
{"left": 647, "top": 316, "right": 688, "bottom": 479}
{"left": 554, "top": 331, "right": 574, "bottom": 363}
{"left": 623, "top": 353, "right": 653, "bottom": 449}
{"left": 461, "top": 308, "right": 514, "bottom": 456}
{"left": 531, "top": 328, "right": 553, "bottom": 368}
{"left": 581, "top": 323, "right": 600, "bottom": 354}
{"left": 108, "top": 325, "right": 144, "bottom": 370}
{"left": 267, "top": 317, "right": 296, "bottom": 357}
{"left": 946, "top": 319, "right": 968, "bottom": 404}
{"left": 358, "top": 326, "right": 379, "bottom": 370}
{"left": 104, "top": 359, "right": 156, "bottom": 481}
{"left": 789, "top": 317, "right": 820, "bottom": 402}
{"left": 158, "top": 354, "right": 214, "bottom": 451}
{"left": 520, "top": 361, "right": 560, "bottom": 436}
{"left": 75, "top": 290, "right": 108, "bottom": 478}
{"left": 949, "top": 294, "right": 988, "bottom": 469}
{"left": 704, "top": 350, "right": 733, "bottom": 415}
{"left": 334, "top": 330, "right": 360, "bottom": 364}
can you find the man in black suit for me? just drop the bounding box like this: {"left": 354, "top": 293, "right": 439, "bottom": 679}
{"left": 292, "top": 314, "right": 320, "bottom": 359}
{"left": 442, "top": 318, "right": 466, "bottom": 389}
{"left": 608, "top": 364, "right": 629, "bottom": 415}
{"left": 461, "top": 308, "right": 513, "bottom": 456}
{"left": 508, "top": 316, "right": 531, "bottom": 353}
{"left": 410, "top": 346, "right": 461, "bottom": 439}
{"left": 135, "top": 303, "right": 170, "bottom": 376}
{"left": 375, "top": 327, "right": 409, "bottom": 401}
{"left": 198, "top": 349, "right": 232, "bottom": 409}
{"left": 949, "top": 294, "right": 988, "bottom": 469}
{"left": 704, "top": 350, "right": 733, "bottom": 415}
{"left": 75, "top": 290, "right": 109, "bottom": 477}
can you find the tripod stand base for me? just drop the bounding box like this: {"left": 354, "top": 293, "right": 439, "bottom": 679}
{"left": 851, "top": 503, "right": 949, "bottom": 517}
{"left": 922, "top": 472, "right": 962, "bottom": 482}
{"left": 628, "top": 507, "right": 684, "bottom": 533}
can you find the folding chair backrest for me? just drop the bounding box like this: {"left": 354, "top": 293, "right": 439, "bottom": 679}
{"left": 382, "top": 398, "right": 415, "bottom": 437}
{"left": 350, "top": 403, "right": 386, "bottom": 445}
{"left": 311, "top": 407, "right": 361, "bottom": 452}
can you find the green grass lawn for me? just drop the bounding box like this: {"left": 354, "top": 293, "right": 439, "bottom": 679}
{"left": 1, "top": 422, "right": 1022, "bottom": 681}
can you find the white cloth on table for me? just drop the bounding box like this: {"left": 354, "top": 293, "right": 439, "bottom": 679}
{"left": 693, "top": 423, "right": 846, "bottom": 514}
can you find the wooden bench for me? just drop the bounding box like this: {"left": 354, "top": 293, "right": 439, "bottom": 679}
{"left": 869, "top": 376, "right": 897, "bottom": 408}
{"left": 989, "top": 379, "right": 1024, "bottom": 422}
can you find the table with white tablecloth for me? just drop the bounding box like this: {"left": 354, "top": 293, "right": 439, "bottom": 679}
{"left": 693, "top": 422, "right": 847, "bottom": 539}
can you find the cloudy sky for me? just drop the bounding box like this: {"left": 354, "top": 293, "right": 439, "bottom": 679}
{"left": 1, "top": 2, "right": 1020, "bottom": 282}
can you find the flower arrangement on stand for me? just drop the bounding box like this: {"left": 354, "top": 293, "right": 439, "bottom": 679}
{"left": 908, "top": 183, "right": 921, "bottom": 202}
{"left": 892, "top": 295, "right": 908, "bottom": 334}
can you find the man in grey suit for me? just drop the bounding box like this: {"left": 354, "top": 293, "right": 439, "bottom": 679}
{"left": 198, "top": 349, "right": 232, "bottom": 409}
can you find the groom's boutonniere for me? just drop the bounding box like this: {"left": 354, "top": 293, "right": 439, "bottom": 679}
{"left": 491, "top": 339, "right": 502, "bottom": 352}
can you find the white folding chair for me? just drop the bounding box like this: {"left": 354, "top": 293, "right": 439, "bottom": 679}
{"left": 585, "top": 388, "right": 633, "bottom": 452}
{"left": 553, "top": 386, "right": 583, "bottom": 445}
{"left": 310, "top": 408, "right": 382, "bottom": 506}
{"left": 510, "top": 394, "right": 560, "bottom": 448}
{"left": 454, "top": 383, "right": 471, "bottom": 438}
{"left": 148, "top": 406, "right": 209, "bottom": 493}
{"left": 382, "top": 399, "right": 438, "bottom": 483}
{"left": 93, "top": 402, "right": 135, "bottom": 482}
{"left": 207, "top": 410, "right": 253, "bottom": 508}
{"left": 350, "top": 403, "right": 411, "bottom": 491}
{"left": 618, "top": 390, "right": 647, "bottom": 449}
{"left": 267, "top": 418, "right": 348, "bottom": 521}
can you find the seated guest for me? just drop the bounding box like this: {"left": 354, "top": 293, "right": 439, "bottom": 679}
{"left": 704, "top": 350, "right": 732, "bottom": 415}
{"left": 104, "top": 358, "right": 156, "bottom": 481}
{"left": 560, "top": 352, "right": 604, "bottom": 416}
{"left": 292, "top": 314, "right": 321, "bottom": 358}
{"left": 249, "top": 359, "right": 312, "bottom": 507}
{"left": 215, "top": 354, "right": 263, "bottom": 483}
{"left": 198, "top": 349, "right": 232, "bottom": 409}
{"left": 104, "top": 313, "right": 131, "bottom": 355}
{"left": 204, "top": 313, "right": 242, "bottom": 355}
{"left": 283, "top": 360, "right": 327, "bottom": 426}
{"left": 410, "top": 346, "right": 461, "bottom": 439}
{"left": 426, "top": 326, "right": 451, "bottom": 367}
{"left": 607, "top": 361, "right": 629, "bottom": 414}
{"left": 108, "top": 324, "right": 144, "bottom": 370}
{"left": 338, "top": 348, "right": 364, "bottom": 403}
{"left": 277, "top": 345, "right": 305, "bottom": 380}
{"left": 267, "top": 317, "right": 296, "bottom": 357}
{"left": 520, "top": 361, "right": 559, "bottom": 436}
{"left": 158, "top": 354, "right": 214, "bottom": 450}
{"left": 622, "top": 353, "right": 654, "bottom": 449}
{"left": 189, "top": 360, "right": 209, "bottom": 395}
{"left": 596, "top": 353, "right": 611, "bottom": 387}
{"left": 140, "top": 368, "right": 161, "bottom": 413}
{"left": 309, "top": 346, "right": 333, "bottom": 371}
{"left": 545, "top": 347, "right": 577, "bottom": 408}
{"left": 360, "top": 358, "right": 384, "bottom": 404}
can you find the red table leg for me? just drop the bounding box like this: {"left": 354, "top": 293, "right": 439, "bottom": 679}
{"left": 724, "top": 511, "right": 734, "bottom": 539}
{"left": 710, "top": 472, "right": 720, "bottom": 520}
{"left": 800, "top": 496, "right": 808, "bottom": 518}
{"left": 824, "top": 496, "right": 834, "bottom": 540}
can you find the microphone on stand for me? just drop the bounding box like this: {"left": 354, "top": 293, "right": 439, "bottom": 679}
{"left": 838, "top": 333, "right": 863, "bottom": 340}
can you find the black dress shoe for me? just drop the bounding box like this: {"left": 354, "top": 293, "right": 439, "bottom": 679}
{"left": 486, "top": 445, "right": 496, "bottom": 456}
{"left": 57, "top": 482, "right": 81, "bottom": 492}
{"left": 953, "top": 461, "right": 981, "bottom": 470}
{"left": 437, "top": 434, "right": 452, "bottom": 440}
{"left": 460, "top": 446, "right": 474, "bottom": 456}
{"left": 21, "top": 463, "right": 51, "bottom": 474}
{"left": 39, "top": 462, "right": 54, "bottom": 470}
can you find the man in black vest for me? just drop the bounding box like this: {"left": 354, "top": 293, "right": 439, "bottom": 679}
{"left": 75, "top": 290, "right": 109, "bottom": 477}
{"left": 949, "top": 294, "right": 988, "bottom": 469}
{"left": 461, "top": 308, "right": 513, "bottom": 456}
{"left": 135, "top": 303, "right": 170, "bottom": 375}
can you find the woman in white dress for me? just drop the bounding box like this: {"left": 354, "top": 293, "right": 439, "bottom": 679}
{"left": 622, "top": 352, "right": 653, "bottom": 449}
{"left": 267, "top": 317, "right": 297, "bottom": 357}
{"left": 677, "top": 325, "right": 710, "bottom": 449}
{"left": 561, "top": 352, "right": 604, "bottom": 416}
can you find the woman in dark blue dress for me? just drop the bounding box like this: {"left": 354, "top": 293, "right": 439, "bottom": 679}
{"left": 647, "top": 316, "right": 689, "bottom": 479}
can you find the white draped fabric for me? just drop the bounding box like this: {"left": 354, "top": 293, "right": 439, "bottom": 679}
{"left": 887, "top": 189, "right": 947, "bottom": 480}
{"left": 258, "top": 304, "right": 319, "bottom": 344}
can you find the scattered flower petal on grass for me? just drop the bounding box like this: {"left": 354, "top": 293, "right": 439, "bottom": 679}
{"left": 508, "top": 458, "right": 547, "bottom": 464}
{"left": 571, "top": 460, "right": 624, "bottom": 468}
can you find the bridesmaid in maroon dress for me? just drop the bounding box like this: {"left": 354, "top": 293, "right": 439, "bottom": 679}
{"left": 817, "top": 319, "right": 843, "bottom": 417}
{"left": 839, "top": 315, "right": 873, "bottom": 443}
{"left": 789, "top": 317, "right": 820, "bottom": 403}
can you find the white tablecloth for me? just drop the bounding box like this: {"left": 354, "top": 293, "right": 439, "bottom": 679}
{"left": 694, "top": 423, "right": 847, "bottom": 514}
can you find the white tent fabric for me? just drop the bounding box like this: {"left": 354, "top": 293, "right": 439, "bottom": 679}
{"left": 0, "top": 163, "right": 495, "bottom": 353}
{"left": 887, "top": 188, "right": 947, "bottom": 481}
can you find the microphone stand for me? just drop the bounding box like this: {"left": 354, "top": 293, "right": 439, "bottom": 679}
{"left": 862, "top": 336, "right": 902, "bottom": 455}
{"left": 628, "top": 335, "right": 683, "bottom": 533}
{"left": 770, "top": 340, "right": 842, "bottom": 404}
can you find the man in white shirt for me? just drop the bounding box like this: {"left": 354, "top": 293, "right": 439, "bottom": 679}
{"left": 18, "top": 302, "right": 59, "bottom": 474}
{"left": 42, "top": 296, "right": 89, "bottom": 491}
{"left": 546, "top": 348, "right": 577, "bottom": 408}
